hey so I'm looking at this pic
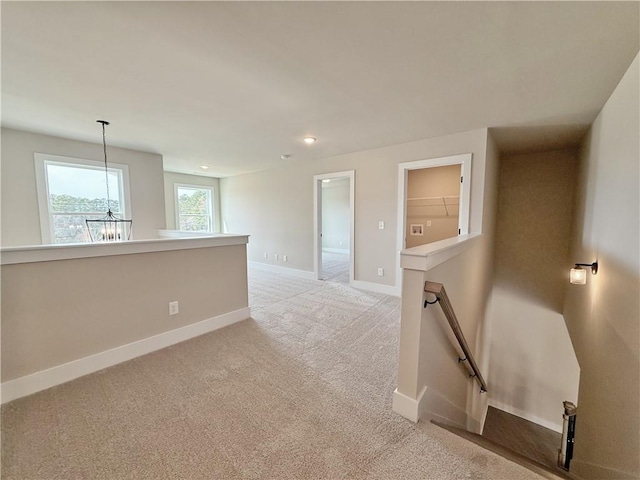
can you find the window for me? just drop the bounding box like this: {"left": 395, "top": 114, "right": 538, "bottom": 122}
{"left": 34, "top": 153, "right": 131, "bottom": 244}
{"left": 174, "top": 184, "right": 215, "bottom": 232}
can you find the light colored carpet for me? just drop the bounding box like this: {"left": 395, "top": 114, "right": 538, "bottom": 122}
{"left": 321, "top": 251, "right": 350, "bottom": 284}
{"left": 1, "top": 267, "right": 547, "bottom": 479}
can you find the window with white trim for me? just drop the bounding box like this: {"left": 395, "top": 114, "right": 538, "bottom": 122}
{"left": 34, "top": 153, "right": 131, "bottom": 244}
{"left": 174, "top": 184, "right": 215, "bottom": 232}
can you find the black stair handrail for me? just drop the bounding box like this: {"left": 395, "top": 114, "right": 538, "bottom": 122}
{"left": 424, "top": 281, "right": 488, "bottom": 393}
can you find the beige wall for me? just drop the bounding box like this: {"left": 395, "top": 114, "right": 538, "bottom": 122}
{"left": 488, "top": 149, "right": 580, "bottom": 431}
{"left": 221, "top": 128, "right": 489, "bottom": 286}
{"left": 1, "top": 245, "right": 248, "bottom": 381}
{"left": 564, "top": 55, "right": 639, "bottom": 479}
{"left": 1, "top": 128, "right": 166, "bottom": 246}
{"left": 164, "top": 172, "right": 221, "bottom": 232}
{"left": 406, "top": 164, "right": 460, "bottom": 248}
{"left": 321, "top": 178, "right": 350, "bottom": 251}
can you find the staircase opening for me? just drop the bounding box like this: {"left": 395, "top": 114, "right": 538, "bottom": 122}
{"left": 482, "top": 406, "right": 563, "bottom": 473}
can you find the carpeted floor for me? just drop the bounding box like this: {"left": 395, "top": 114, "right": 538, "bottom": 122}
{"left": 1, "top": 267, "right": 547, "bottom": 479}
{"left": 321, "top": 251, "right": 350, "bottom": 284}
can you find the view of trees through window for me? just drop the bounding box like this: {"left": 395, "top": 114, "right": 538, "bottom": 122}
{"left": 50, "top": 194, "right": 122, "bottom": 243}
{"left": 43, "top": 161, "right": 126, "bottom": 244}
{"left": 177, "top": 186, "right": 212, "bottom": 232}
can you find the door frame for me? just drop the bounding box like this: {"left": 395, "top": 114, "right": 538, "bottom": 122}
{"left": 396, "top": 153, "right": 472, "bottom": 290}
{"left": 313, "top": 170, "right": 355, "bottom": 283}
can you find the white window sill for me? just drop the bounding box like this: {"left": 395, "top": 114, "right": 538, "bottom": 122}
{"left": 400, "top": 233, "right": 480, "bottom": 272}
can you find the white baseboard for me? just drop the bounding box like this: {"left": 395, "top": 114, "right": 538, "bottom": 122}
{"left": 393, "top": 386, "right": 427, "bottom": 422}
{"left": 1, "top": 307, "right": 251, "bottom": 404}
{"left": 249, "top": 261, "right": 316, "bottom": 280}
{"left": 249, "top": 262, "right": 400, "bottom": 296}
{"left": 488, "top": 399, "right": 563, "bottom": 433}
{"left": 322, "top": 248, "right": 350, "bottom": 254}
{"left": 351, "top": 280, "right": 400, "bottom": 297}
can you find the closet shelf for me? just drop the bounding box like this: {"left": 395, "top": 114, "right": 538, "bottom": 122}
{"left": 406, "top": 196, "right": 459, "bottom": 216}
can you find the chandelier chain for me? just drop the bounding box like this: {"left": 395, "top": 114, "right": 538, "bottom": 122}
{"left": 98, "top": 120, "right": 111, "bottom": 212}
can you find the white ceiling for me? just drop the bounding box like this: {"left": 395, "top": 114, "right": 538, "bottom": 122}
{"left": 2, "top": 2, "right": 638, "bottom": 177}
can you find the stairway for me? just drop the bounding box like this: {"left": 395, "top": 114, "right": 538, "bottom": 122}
{"left": 432, "top": 407, "right": 573, "bottom": 480}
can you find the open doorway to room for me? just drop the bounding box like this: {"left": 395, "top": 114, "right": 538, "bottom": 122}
{"left": 396, "top": 153, "right": 472, "bottom": 288}
{"left": 314, "top": 171, "right": 355, "bottom": 284}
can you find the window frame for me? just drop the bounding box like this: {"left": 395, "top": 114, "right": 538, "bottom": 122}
{"left": 34, "top": 152, "right": 132, "bottom": 244}
{"left": 173, "top": 183, "right": 215, "bottom": 233}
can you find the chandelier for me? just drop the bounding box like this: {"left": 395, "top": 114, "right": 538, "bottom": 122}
{"left": 85, "top": 120, "right": 133, "bottom": 242}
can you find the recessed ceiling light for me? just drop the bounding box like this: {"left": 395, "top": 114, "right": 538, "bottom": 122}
{"left": 303, "top": 136, "right": 317, "bottom": 145}
{"left": 200, "top": 165, "right": 209, "bottom": 170}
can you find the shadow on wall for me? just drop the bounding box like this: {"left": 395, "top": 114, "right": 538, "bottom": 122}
{"left": 493, "top": 150, "right": 578, "bottom": 314}
{"left": 564, "top": 252, "right": 640, "bottom": 382}
{"left": 563, "top": 255, "right": 640, "bottom": 476}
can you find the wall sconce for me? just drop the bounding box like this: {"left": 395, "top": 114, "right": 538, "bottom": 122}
{"left": 570, "top": 262, "right": 598, "bottom": 285}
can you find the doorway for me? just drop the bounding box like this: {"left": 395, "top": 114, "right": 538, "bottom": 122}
{"left": 313, "top": 171, "right": 355, "bottom": 284}
{"left": 396, "top": 154, "right": 472, "bottom": 288}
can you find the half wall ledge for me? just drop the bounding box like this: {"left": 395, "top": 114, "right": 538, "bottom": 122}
{"left": 400, "top": 233, "right": 480, "bottom": 272}
{"left": 0, "top": 233, "right": 249, "bottom": 265}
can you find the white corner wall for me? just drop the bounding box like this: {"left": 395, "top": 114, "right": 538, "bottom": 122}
{"left": 1, "top": 128, "right": 166, "bottom": 246}
{"left": 564, "top": 54, "right": 639, "bottom": 480}
{"left": 394, "top": 130, "right": 499, "bottom": 432}
{"left": 488, "top": 149, "right": 580, "bottom": 433}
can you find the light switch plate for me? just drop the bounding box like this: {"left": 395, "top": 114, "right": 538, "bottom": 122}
{"left": 169, "top": 301, "right": 179, "bottom": 316}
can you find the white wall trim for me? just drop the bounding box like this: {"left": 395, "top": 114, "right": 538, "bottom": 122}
{"left": 392, "top": 386, "right": 428, "bottom": 422}
{"left": 351, "top": 280, "right": 400, "bottom": 297}
{"left": 173, "top": 183, "right": 216, "bottom": 233}
{"left": 1, "top": 307, "right": 251, "bottom": 404}
{"left": 488, "top": 399, "right": 563, "bottom": 433}
{"left": 313, "top": 170, "right": 355, "bottom": 284}
{"left": 248, "top": 261, "right": 316, "bottom": 280}
{"left": 34, "top": 152, "right": 133, "bottom": 244}
{"left": 394, "top": 385, "right": 471, "bottom": 430}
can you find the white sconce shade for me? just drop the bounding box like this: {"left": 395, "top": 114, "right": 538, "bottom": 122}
{"left": 570, "top": 267, "right": 587, "bottom": 285}
{"left": 570, "top": 261, "right": 598, "bottom": 284}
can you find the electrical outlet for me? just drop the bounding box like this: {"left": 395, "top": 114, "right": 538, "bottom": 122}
{"left": 274, "top": 254, "right": 278, "bottom": 261}
{"left": 379, "top": 221, "right": 385, "bottom": 230}
{"left": 427, "top": 220, "right": 432, "bottom": 227}
{"left": 169, "top": 301, "right": 179, "bottom": 316}
{"left": 377, "top": 268, "right": 384, "bottom": 277}
{"left": 264, "top": 252, "right": 268, "bottom": 259}
{"left": 283, "top": 255, "right": 288, "bottom": 262}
